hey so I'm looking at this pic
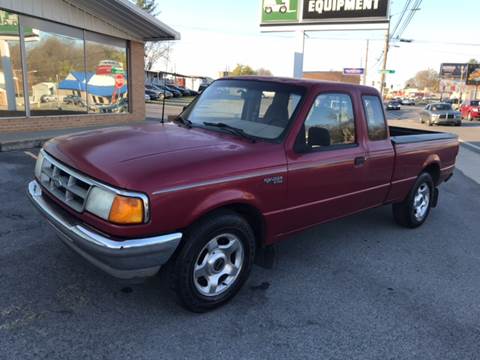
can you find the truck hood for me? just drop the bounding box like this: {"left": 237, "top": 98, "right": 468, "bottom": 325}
{"left": 44, "top": 123, "right": 283, "bottom": 194}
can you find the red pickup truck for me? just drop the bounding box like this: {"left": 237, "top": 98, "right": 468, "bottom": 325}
{"left": 28, "top": 77, "right": 459, "bottom": 312}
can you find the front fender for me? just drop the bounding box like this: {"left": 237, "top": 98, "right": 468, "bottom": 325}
{"left": 189, "top": 189, "right": 262, "bottom": 224}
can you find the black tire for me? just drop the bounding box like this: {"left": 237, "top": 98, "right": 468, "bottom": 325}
{"left": 392, "top": 172, "right": 434, "bottom": 228}
{"left": 280, "top": 5, "right": 287, "bottom": 13}
{"left": 170, "top": 210, "right": 255, "bottom": 312}
{"left": 265, "top": 7, "right": 272, "bottom": 13}
{"left": 468, "top": 113, "right": 472, "bottom": 121}
{"left": 428, "top": 119, "right": 433, "bottom": 126}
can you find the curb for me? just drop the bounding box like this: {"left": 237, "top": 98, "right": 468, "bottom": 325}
{"left": 0, "top": 138, "right": 49, "bottom": 152}
{"left": 460, "top": 140, "right": 480, "bottom": 155}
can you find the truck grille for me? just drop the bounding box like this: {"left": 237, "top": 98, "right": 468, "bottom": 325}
{"left": 38, "top": 154, "right": 92, "bottom": 212}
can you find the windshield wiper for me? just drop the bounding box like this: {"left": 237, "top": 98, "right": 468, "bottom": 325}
{"left": 203, "top": 122, "right": 257, "bottom": 143}
{"left": 174, "top": 115, "right": 192, "bottom": 129}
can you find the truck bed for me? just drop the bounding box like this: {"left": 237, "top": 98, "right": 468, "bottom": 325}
{"left": 389, "top": 126, "right": 457, "bottom": 144}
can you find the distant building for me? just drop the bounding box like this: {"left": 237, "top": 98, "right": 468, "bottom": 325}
{"left": 303, "top": 71, "right": 361, "bottom": 85}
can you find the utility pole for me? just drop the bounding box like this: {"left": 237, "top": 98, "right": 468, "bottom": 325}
{"left": 380, "top": 19, "right": 391, "bottom": 98}
{"left": 363, "top": 39, "right": 369, "bottom": 86}
{"left": 293, "top": 30, "right": 305, "bottom": 79}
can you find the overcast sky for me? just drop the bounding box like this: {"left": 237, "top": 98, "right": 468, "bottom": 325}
{"left": 155, "top": 0, "right": 480, "bottom": 88}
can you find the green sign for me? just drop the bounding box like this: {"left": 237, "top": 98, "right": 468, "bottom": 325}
{"left": 111, "top": 67, "right": 125, "bottom": 75}
{"left": 261, "top": 0, "right": 299, "bottom": 24}
{"left": 379, "top": 69, "right": 395, "bottom": 74}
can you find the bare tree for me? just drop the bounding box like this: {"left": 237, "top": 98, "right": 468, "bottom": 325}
{"left": 256, "top": 68, "right": 273, "bottom": 76}
{"left": 144, "top": 41, "right": 172, "bottom": 71}
{"left": 134, "top": 0, "right": 173, "bottom": 71}
{"left": 405, "top": 69, "right": 440, "bottom": 92}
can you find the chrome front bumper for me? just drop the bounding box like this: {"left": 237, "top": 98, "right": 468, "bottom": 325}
{"left": 27, "top": 180, "right": 182, "bottom": 279}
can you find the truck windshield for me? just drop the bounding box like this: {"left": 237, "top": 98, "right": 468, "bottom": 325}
{"left": 184, "top": 80, "right": 304, "bottom": 141}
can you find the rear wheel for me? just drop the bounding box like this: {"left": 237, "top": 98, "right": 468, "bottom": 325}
{"left": 265, "top": 6, "right": 272, "bottom": 13}
{"left": 170, "top": 210, "right": 255, "bottom": 312}
{"left": 393, "top": 172, "right": 434, "bottom": 228}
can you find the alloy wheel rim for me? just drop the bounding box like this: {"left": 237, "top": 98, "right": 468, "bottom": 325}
{"left": 193, "top": 233, "right": 244, "bottom": 297}
{"left": 413, "top": 183, "right": 430, "bottom": 222}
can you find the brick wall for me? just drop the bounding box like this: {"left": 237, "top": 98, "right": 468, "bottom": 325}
{"left": 0, "top": 41, "right": 146, "bottom": 134}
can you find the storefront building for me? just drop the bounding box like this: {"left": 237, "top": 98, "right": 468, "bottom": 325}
{"left": 0, "top": 0, "right": 179, "bottom": 133}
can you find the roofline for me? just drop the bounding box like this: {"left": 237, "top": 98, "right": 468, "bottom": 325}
{"left": 114, "top": 0, "right": 180, "bottom": 41}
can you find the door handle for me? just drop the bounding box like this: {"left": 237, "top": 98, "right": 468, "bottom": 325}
{"left": 354, "top": 156, "right": 366, "bottom": 166}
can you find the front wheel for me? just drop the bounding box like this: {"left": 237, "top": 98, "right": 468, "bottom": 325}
{"left": 468, "top": 113, "right": 473, "bottom": 121}
{"left": 170, "top": 210, "right": 255, "bottom": 312}
{"left": 393, "top": 172, "right": 434, "bottom": 228}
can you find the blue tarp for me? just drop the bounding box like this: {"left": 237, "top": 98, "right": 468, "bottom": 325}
{"left": 58, "top": 72, "right": 128, "bottom": 97}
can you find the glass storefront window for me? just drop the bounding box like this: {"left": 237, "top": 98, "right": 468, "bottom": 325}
{"left": 23, "top": 17, "right": 87, "bottom": 116}
{"left": 85, "top": 32, "right": 128, "bottom": 113}
{"left": 0, "top": 10, "right": 25, "bottom": 117}
{"left": 0, "top": 11, "right": 130, "bottom": 118}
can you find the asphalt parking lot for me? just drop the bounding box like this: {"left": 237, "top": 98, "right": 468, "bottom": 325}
{"left": 1, "top": 144, "right": 480, "bottom": 360}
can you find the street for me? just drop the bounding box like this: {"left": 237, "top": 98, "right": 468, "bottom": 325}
{"left": 1, "top": 106, "right": 480, "bottom": 359}
{"left": 386, "top": 105, "right": 480, "bottom": 146}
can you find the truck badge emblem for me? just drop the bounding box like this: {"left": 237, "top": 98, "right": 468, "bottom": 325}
{"left": 264, "top": 176, "right": 284, "bottom": 185}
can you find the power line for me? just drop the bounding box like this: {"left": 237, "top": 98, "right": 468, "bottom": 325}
{"left": 395, "top": 0, "right": 423, "bottom": 40}
{"left": 389, "top": 0, "right": 413, "bottom": 40}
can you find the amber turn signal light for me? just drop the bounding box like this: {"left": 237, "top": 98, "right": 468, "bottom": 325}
{"left": 108, "top": 196, "right": 144, "bottom": 224}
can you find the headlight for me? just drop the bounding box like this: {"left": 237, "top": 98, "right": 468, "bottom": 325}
{"left": 34, "top": 151, "right": 45, "bottom": 179}
{"left": 85, "top": 187, "right": 146, "bottom": 225}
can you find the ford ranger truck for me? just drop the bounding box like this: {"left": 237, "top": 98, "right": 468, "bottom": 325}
{"left": 28, "top": 77, "right": 459, "bottom": 312}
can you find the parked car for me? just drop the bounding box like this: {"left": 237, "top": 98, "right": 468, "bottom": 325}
{"left": 28, "top": 77, "right": 459, "bottom": 312}
{"left": 145, "top": 88, "right": 164, "bottom": 101}
{"left": 386, "top": 101, "right": 401, "bottom": 110}
{"left": 419, "top": 103, "right": 462, "bottom": 126}
{"left": 178, "top": 86, "right": 198, "bottom": 96}
{"left": 167, "top": 84, "right": 190, "bottom": 96}
{"left": 145, "top": 85, "right": 172, "bottom": 99}
{"left": 40, "top": 94, "right": 58, "bottom": 103}
{"left": 63, "top": 95, "right": 85, "bottom": 107}
{"left": 401, "top": 98, "right": 415, "bottom": 106}
{"left": 98, "top": 98, "right": 128, "bottom": 113}
{"left": 459, "top": 100, "right": 480, "bottom": 121}
{"left": 164, "top": 85, "right": 182, "bottom": 97}
{"left": 198, "top": 83, "right": 209, "bottom": 93}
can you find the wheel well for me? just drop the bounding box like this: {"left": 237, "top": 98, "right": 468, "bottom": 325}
{"left": 423, "top": 163, "right": 440, "bottom": 186}
{"left": 223, "top": 204, "right": 265, "bottom": 248}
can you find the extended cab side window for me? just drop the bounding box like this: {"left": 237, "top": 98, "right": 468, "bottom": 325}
{"left": 301, "top": 93, "right": 356, "bottom": 151}
{"left": 363, "top": 95, "right": 388, "bottom": 141}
